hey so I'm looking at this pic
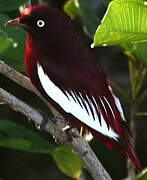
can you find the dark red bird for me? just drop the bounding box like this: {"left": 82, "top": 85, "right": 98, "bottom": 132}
{"left": 5, "top": 5, "right": 141, "bottom": 172}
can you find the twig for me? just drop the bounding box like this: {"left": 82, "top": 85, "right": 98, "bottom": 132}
{"left": 139, "top": 90, "right": 147, "bottom": 104}
{"left": 127, "top": 102, "right": 138, "bottom": 180}
{"left": 0, "top": 60, "right": 112, "bottom": 180}
{"left": 136, "top": 112, "right": 147, "bottom": 117}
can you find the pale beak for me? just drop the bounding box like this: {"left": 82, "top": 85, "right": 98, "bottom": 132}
{"left": 4, "top": 18, "right": 29, "bottom": 30}
{"left": 5, "top": 18, "right": 20, "bottom": 27}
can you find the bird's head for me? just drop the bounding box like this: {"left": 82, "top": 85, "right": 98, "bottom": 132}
{"left": 5, "top": 5, "right": 73, "bottom": 40}
{"left": 5, "top": 5, "right": 79, "bottom": 57}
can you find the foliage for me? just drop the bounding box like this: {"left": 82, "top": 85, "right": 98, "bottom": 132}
{"left": 93, "top": 0, "right": 147, "bottom": 47}
{"left": 0, "top": 0, "right": 146, "bottom": 179}
{"left": 93, "top": 0, "right": 147, "bottom": 65}
{"left": 0, "top": 120, "right": 57, "bottom": 153}
{"left": 0, "top": 13, "right": 26, "bottom": 71}
{"left": 53, "top": 146, "right": 83, "bottom": 179}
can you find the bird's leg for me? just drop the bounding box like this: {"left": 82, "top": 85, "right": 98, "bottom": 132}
{"left": 65, "top": 127, "right": 88, "bottom": 156}
{"left": 50, "top": 117, "right": 80, "bottom": 139}
{"left": 51, "top": 119, "right": 80, "bottom": 143}
{"left": 64, "top": 126, "right": 81, "bottom": 138}
{"left": 64, "top": 125, "right": 92, "bottom": 142}
{"left": 41, "top": 115, "right": 68, "bottom": 144}
{"left": 34, "top": 111, "right": 87, "bottom": 144}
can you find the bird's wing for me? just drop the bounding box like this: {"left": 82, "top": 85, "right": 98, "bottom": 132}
{"left": 37, "top": 59, "right": 126, "bottom": 141}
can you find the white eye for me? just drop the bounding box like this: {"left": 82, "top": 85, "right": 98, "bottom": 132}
{"left": 37, "top": 20, "right": 45, "bottom": 27}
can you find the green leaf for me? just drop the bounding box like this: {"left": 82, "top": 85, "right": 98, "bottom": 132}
{"left": 53, "top": 146, "right": 83, "bottom": 179}
{"left": 0, "top": 0, "right": 28, "bottom": 12}
{"left": 0, "top": 120, "right": 57, "bottom": 153}
{"left": 93, "top": 0, "right": 147, "bottom": 47}
{"left": 64, "top": 0, "right": 81, "bottom": 19}
{"left": 0, "top": 13, "right": 26, "bottom": 72}
{"left": 123, "top": 168, "right": 147, "bottom": 180}
{"left": 1, "top": 28, "right": 26, "bottom": 72}
{"left": 137, "top": 168, "right": 147, "bottom": 180}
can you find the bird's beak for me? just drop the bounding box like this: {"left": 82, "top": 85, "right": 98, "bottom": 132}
{"left": 4, "top": 18, "right": 29, "bottom": 30}
{"left": 5, "top": 18, "right": 20, "bottom": 27}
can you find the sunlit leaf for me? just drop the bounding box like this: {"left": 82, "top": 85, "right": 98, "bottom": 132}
{"left": 93, "top": 0, "right": 147, "bottom": 47}
{"left": 64, "top": 0, "right": 81, "bottom": 19}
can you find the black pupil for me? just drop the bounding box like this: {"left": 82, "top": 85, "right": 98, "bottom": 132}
{"left": 39, "top": 21, "right": 42, "bottom": 25}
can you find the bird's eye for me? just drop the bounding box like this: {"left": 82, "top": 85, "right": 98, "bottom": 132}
{"left": 37, "top": 20, "right": 45, "bottom": 27}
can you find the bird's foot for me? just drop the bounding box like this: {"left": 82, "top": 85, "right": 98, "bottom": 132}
{"left": 63, "top": 126, "right": 92, "bottom": 143}
{"left": 64, "top": 127, "right": 88, "bottom": 156}
{"left": 62, "top": 126, "right": 81, "bottom": 143}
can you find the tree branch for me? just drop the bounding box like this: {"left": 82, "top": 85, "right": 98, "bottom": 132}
{"left": 0, "top": 60, "right": 112, "bottom": 180}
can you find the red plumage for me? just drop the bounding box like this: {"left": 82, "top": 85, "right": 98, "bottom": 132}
{"left": 5, "top": 5, "right": 142, "bottom": 172}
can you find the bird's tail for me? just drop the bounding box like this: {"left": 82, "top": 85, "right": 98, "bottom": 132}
{"left": 91, "top": 127, "right": 142, "bottom": 173}
{"left": 108, "top": 85, "right": 142, "bottom": 172}
{"left": 106, "top": 136, "right": 142, "bottom": 173}
{"left": 124, "top": 140, "right": 142, "bottom": 173}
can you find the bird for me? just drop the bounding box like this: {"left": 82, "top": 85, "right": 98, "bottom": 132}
{"left": 5, "top": 5, "right": 142, "bottom": 172}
